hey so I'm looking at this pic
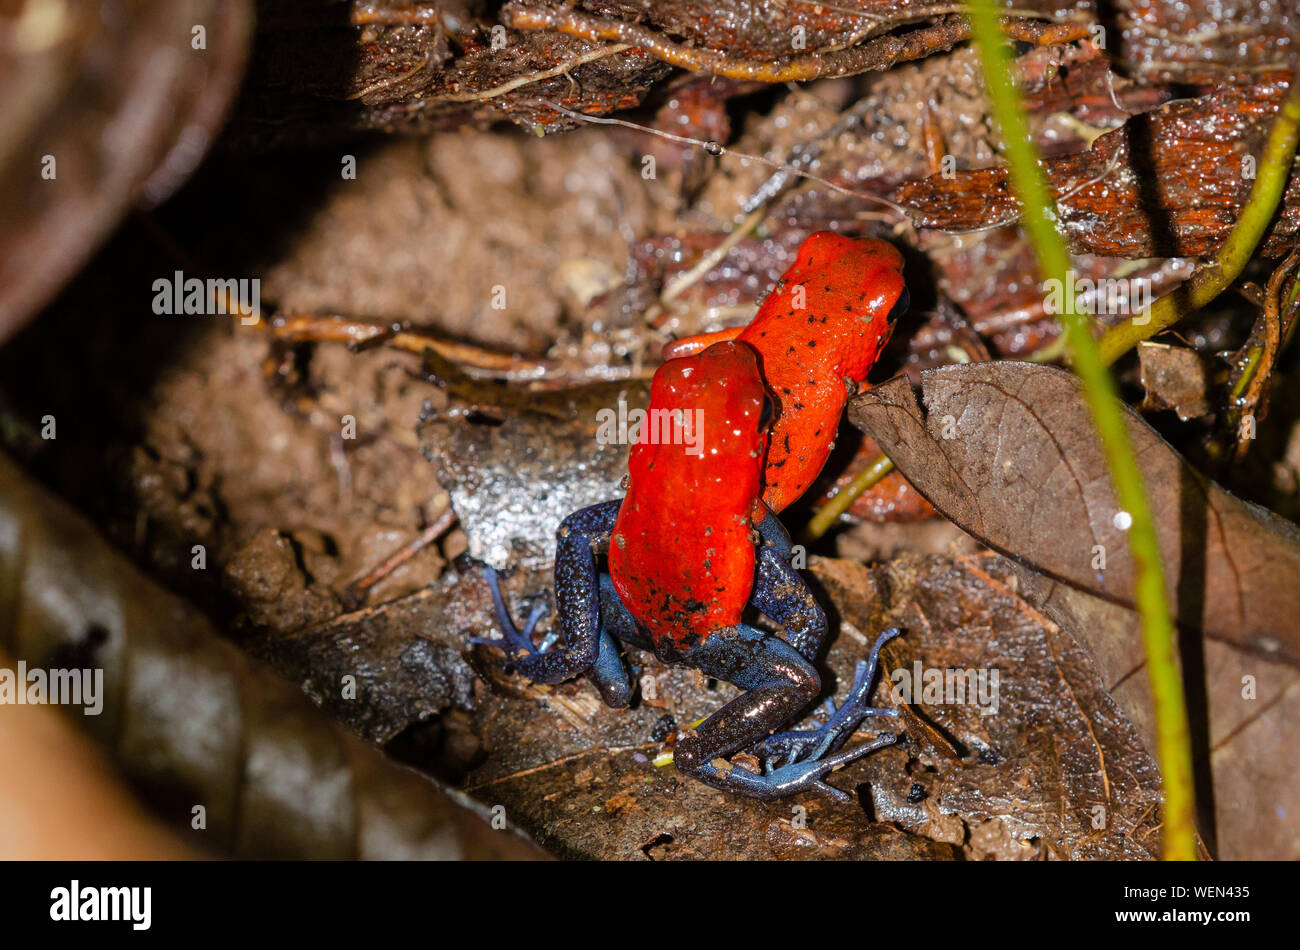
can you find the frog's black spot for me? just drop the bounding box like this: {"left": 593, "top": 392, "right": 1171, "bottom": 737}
{"left": 907, "top": 783, "right": 927, "bottom": 804}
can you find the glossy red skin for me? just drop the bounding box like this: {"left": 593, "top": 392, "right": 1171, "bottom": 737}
{"left": 608, "top": 342, "right": 769, "bottom": 651}
{"left": 663, "top": 232, "right": 905, "bottom": 513}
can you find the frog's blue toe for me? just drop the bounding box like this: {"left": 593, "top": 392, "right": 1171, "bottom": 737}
{"left": 751, "top": 625, "right": 903, "bottom": 768}
{"left": 470, "top": 564, "right": 551, "bottom": 657}
{"left": 680, "top": 729, "right": 898, "bottom": 803}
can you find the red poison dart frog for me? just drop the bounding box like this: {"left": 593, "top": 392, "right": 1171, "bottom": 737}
{"left": 473, "top": 341, "right": 901, "bottom": 800}
{"left": 663, "top": 231, "right": 908, "bottom": 513}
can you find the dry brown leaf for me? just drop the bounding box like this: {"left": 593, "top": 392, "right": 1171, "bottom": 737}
{"left": 850, "top": 362, "right": 1300, "bottom": 664}
{"left": 0, "top": 0, "right": 251, "bottom": 343}
{"left": 850, "top": 361, "right": 1300, "bottom": 858}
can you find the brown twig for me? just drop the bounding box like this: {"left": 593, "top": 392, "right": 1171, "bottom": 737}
{"left": 266, "top": 312, "right": 558, "bottom": 378}
{"left": 341, "top": 507, "right": 459, "bottom": 610}
{"left": 1233, "top": 245, "right": 1300, "bottom": 458}
{"left": 503, "top": 6, "right": 1092, "bottom": 82}
{"left": 504, "top": 7, "right": 976, "bottom": 81}
{"left": 431, "top": 44, "right": 633, "bottom": 103}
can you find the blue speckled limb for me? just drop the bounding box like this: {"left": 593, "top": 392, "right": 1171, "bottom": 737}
{"left": 751, "top": 511, "right": 827, "bottom": 664}
{"left": 473, "top": 501, "right": 635, "bottom": 705}
{"left": 471, "top": 503, "right": 902, "bottom": 801}
{"left": 749, "top": 625, "right": 903, "bottom": 768}
{"left": 674, "top": 625, "right": 899, "bottom": 802}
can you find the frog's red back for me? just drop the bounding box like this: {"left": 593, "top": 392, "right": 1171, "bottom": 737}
{"left": 740, "top": 232, "right": 905, "bottom": 512}
{"left": 662, "top": 232, "right": 907, "bottom": 514}
{"left": 609, "top": 341, "right": 769, "bottom": 652}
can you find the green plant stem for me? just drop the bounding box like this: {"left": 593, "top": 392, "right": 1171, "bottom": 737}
{"left": 803, "top": 455, "right": 895, "bottom": 542}
{"left": 1095, "top": 81, "right": 1300, "bottom": 366}
{"left": 968, "top": 3, "right": 1196, "bottom": 860}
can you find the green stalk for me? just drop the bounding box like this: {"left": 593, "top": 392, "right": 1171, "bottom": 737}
{"left": 803, "top": 455, "right": 895, "bottom": 542}
{"left": 967, "top": 3, "right": 1196, "bottom": 860}
{"left": 1095, "top": 81, "right": 1300, "bottom": 366}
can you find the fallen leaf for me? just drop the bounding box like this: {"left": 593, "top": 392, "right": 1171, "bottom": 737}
{"left": 850, "top": 361, "right": 1300, "bottom": 858}
{"left": 821, "top": 553, "right": 1166, "bottom": 860}
{"left": 849, "top": 362, "right": 1300, "bottom": 664}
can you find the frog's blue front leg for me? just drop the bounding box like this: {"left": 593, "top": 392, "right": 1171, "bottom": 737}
{"left": 474, "top": 500, "right": 634, "bottom": 706}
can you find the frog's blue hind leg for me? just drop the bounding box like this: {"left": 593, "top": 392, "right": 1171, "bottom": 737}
{"left": 471, "top": 500, "right": 637, "bottom": 707}
{"left": 754, "top": 505, "right": 791, "bottom": 556}
{"left": 749, "top": 626, "right": 903, "bottom": 768}
{"left": 674, "top": 626, "right": 893, "bottom": 802}
{"left": 471, "top": 564, "right": 550, "bottom": 656}
{"left": 748, "top": 510, "right": 902, "bottom": 765}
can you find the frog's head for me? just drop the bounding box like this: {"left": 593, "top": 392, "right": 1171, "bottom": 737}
{"left": 776, "top": 231, "right": 908, "bottom": 382}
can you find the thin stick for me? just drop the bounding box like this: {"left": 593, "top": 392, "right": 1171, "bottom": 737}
{"left": 342, "top": 507, "right": 458, "bottom": 609}
{"left": 506, "top": 7, "right": 978, "bottom": 82}
{"left": 539, "top": 99, "right": 911, "bottom": 216}
{"left": 267, "top": 312, "right": 558, "bottom": 378}
{"left": 434, "top": 44, "right": 631, "bottom": 103}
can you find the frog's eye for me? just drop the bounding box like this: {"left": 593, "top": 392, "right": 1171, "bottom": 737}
{"left": 886, "top": 286, "right": 909, "bottom": 325}
{"left": 758, "top": 394, "right": 775, "bottom": 431}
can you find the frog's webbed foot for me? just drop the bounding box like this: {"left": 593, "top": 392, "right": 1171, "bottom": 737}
{"left": 696, "top": 733, "right": 899, "bottom": 803}
{"left": 675, "top": 625, "right": 901, "bottom": 803}
{"left": 750, "top": 626, "right": 903, "bottom": 772}
{"left": 469, "top": 563, "right": 555, "bottom": 669}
